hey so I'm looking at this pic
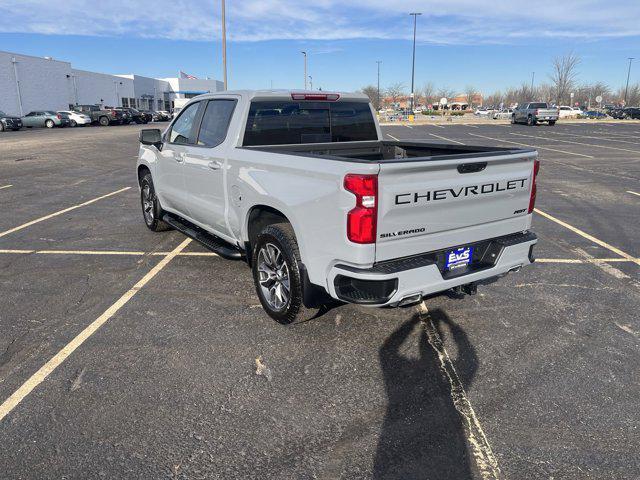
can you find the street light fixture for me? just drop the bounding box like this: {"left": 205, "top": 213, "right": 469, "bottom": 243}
{"left": 301, "top": 51, "right": 307, "bottom": 90}
{"left": 409, "top": 13, "right": 422, "bottom": 113}
{"left": 309, "top": 75, "right": 313, "bottom": 90}
{"left": 624, "top": 57, "right": 634, "bottom": 106}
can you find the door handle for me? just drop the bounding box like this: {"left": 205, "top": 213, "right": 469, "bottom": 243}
{"left": 208, "top": 160, "right": 222, "bottom": 170}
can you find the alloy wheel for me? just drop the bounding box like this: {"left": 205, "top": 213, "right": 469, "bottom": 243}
{"left": 257, "top": 243, "right": 290, "bottom": 311}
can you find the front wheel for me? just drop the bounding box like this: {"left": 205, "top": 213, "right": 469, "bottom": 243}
{"left": 99, "top": 116, "right": 110, "bottom": 126}
{"left": 140, "top": 173, "right": 170, "bottom": 232}
{"left": 70, "top": 119, "right": 77, "bottom": 127}
{"left": 548, "top": 120, "right": 556, "bottom": 126}
{"left": 510, "top": 115, "right": 516, "bottom": 124}
{"left": 526, "top": 115, "right": 536, "bottom": 126}
{"left": 252, "top": 223, "right": 304, "bottom": 324}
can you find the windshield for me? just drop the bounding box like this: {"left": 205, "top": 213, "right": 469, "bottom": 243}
{"left": 243, "top": 100, "right": 377, "bottom": 146}
{"left": 0, "top": 111, "right": 6, "bottom": 116}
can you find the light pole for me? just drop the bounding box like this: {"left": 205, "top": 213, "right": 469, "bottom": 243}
{"left": 221, "top": 0, "right": 227, "bottom": 90}
{"left": 409, "top": 13, "right": 421, "bottom": 112}
{"left": 301, "top": 51, "right": 307, "bottom": 89}
{"left": 376, "top": 60, "right": 382, "bottom": 110}
{"left": 624, "top": 57, "right": 634, "bottom": 106}
{"left": 530, "top": 71, "right": 535, "bottom": 95}
{"left": 309, "top": 75, "right": 313, "bottom": 90}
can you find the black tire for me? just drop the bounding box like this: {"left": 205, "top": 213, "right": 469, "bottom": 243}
{"left": 0, "top": 123, "right": 4, "bottom": 132}
{"left": 252, "top": 223, "right": 303, "bottom": 324}
{"left": 526, "top": 115, "right": 536, "bottom": 126}
{"left": 69, "top": 119, "right": 77, "bottom": 127}
{"left": 45, "top": 119, "right": 54, "bottom": 128}
{"left": 12, "top": 128, "right": 21, "bottom": 131}
{"left": 548, "top": 120, "right": 556, "bottom": 126}
{"left": 510, "top": 115, "right": 516, "bottom": 124}
{"left": 99, "top": 116, "right": 110, "bottom": 126}
{"left": 140, "top": 173, "right": 171, "bottom": 232}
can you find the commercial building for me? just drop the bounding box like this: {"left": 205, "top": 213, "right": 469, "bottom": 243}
{"left": 0, "top": 50, "right": 223, "bottom": 116}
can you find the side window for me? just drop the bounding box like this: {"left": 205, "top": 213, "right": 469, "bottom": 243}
{"left": 168, "top": 102, "right": 200, "bottom": 145}
{"left": 196, "top": 99, "right": 237, "bottom": 147}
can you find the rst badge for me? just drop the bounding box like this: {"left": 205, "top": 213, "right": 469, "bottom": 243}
{"left": 445, "top": 247, "right": 474, "bottom": 271}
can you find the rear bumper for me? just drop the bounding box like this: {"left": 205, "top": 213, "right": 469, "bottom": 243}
{"left": 328, "top": 231, "right": 537, "bottom": 306}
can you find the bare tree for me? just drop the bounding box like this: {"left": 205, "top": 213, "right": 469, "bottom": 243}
{"left": 464, "top": 85, "right": 477, "bottom": 109}
{"left": 385, "top": 82, "right": 406, "bottom": 105}
{"left": 417, "top": 81, "right": 436, "bottom": 105}
{"left": 436, "top": 86, "right": 455, "bottom": 101}
{"left": 616, "top": 83, "right": 640, "bottom": 106}
{"left": 549, "top": 52, "right": 581, "bottom": 105}
{"left": 485, "top": 91, "right": 504, "bottom": 108}
{"left": 361, "top": 85, "right": 381, "bottom": 109}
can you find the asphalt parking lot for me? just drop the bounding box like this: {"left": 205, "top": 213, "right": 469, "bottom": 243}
{"left": 1, "top": 121, "right": 639, "bottom": 479}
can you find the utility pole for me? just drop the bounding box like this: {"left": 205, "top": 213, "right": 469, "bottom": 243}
{"left": 376, "top": 60, "right": 382, "bottom": 110}
{"left": 624, "top": 57, "right": 634, "bottom": 105}
{"left": 409, "top": 13, "right": 421, "bottom": 112}
{"left": 221, "top": 0, "right": 227, "bottom": 90}
{"left": 301, "top": 51, "right": 307, "bottom": 89}
{"left": 530, "top": 71, "right": 535, "bottom": 94}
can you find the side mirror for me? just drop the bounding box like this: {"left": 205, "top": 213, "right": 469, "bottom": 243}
{"left": 139, "top": 128, "right": 162, "bottom": 147}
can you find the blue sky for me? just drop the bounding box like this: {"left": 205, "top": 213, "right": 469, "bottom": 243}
{"left": 0, "top": 0, "right": 638, "bottom": 95}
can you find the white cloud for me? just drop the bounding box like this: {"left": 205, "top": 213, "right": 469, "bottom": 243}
{"left": 1, "top": 0, "right": 639, "bottom": 44}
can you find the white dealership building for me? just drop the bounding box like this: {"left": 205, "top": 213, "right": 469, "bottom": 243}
{"left": 0, "top": 50, "right": 223, "bottom": 116}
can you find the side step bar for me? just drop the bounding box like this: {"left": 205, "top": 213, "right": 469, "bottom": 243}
{"left": 162, "top": 213, "right": 244, "bottom": 260}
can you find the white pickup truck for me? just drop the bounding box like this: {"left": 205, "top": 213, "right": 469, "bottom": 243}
{"left": 137, "top": 90, "right": 539, "bottom": 323}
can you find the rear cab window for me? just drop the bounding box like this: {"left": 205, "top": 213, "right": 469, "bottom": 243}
{"left": 243, "top": 100, "right": 377, "bottom": 146}
{"left": 529, "top": 103, "right": 548, "bottom": 109}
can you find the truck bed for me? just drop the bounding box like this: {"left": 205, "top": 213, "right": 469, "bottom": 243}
{"left": 244, "top": 140, "right": 533, "bottom": 163}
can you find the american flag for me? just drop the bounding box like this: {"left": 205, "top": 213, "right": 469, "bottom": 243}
{"left": 179, "top": 70, "right": 198, "bottom": 80}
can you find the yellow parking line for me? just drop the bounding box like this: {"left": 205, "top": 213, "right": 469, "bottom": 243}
{"left": 0, "top": 187, "right": 131, "bottom": 238}
{"left": 0, "top": 185, "right": 13, "bottom": 190}
{"left": 467, "top": 133, "right": 594, "bottom": 158}
{"left": 0, "top": 238, "right": 192, "bottom": 423}
{"left": 429, "top": 133, "right": 465, "bottom": 145}
{"left": 627, "top": 190, "right": 640, "bottom": 197}
{"left": 510, "top": 132, "right": 640, "bottom": 155}
{"left": 535, "top": 208, "right": 639, "bottom": 265}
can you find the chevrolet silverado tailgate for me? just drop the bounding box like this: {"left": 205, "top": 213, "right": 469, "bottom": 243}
{"left": 375, "top": 150, "right": 537, "bottom": 262}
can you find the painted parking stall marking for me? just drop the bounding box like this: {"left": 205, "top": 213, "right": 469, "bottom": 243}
{"left": 0, "top": 185, "right": 13, "bottom": 190}
{"left": 0, "top": 238, "right": 192, "bottom": 423}
{"left": 510, "top": 132, "right": 640, "bottom": 156}
{"left": 0, "top": 187, "right": 131, "bottom": 238}
{"left": 467, "top": 133, "right": 594, "bottom": 158}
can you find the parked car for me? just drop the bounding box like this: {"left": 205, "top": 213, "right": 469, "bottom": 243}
{"left": 157, "top": 110, "right": 172, "bottom": 121}
{"left": 608, "top": 107, "right": 626, "bottom": 119}
{"left": 0, "top": 110, "right": 23, "bottom": 131}
{"left": 492, "top": 108, "right": 514, "bottom": 120}
{"left": 141, "top": 110, "right": 161, "bottom": 122}
{"left": 136, "top": 90, "right": 538, "bottom": 322}
{"left": 114, "top": 107, "right": 148, "bottom": 124}
{"left": 583, "top": 110, "right": 608, "bottom": 119}
{"left": 73, "top": 105, "right": 126, "bottom": 126}
{"left": 474, "top": 107, "right": 491, "bottom": 116}
{"left": 512, "top": 102, "right": 559, "bottom": 125}
{"left": 558, "top": 106, "right": 582, "bottom": 118}
{"left": 58, "top": 110, "right": 92, "bottom": 127}
{"left": 21, "top": 111, "right": 70, "bottom": 128}
{"left": 622, "top": 107, "right": 640, "bottom": 119}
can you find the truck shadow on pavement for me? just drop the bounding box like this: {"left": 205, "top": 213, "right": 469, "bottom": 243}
{"left": 373, "top": 309, "right": 478, "bottom": 480}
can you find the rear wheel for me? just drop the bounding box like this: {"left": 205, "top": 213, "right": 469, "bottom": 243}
{"left": 45, "top": 119, "right": 54, "bottom": 128}
{"left": 99, "top": 116, "right": 109, "bottom": 126}
{"left": 140, "top": 173, "right": 170, "bottom": 232}
{"left": 548, "top": 120, "right": 556, "bottom": 126}
{"left": 70, "top": 119, "right": 77, "bottom": 127}
{"left": 252, "top": 223, "right": 303, "bottom": 324}
{"left": 526, "top": 115, "right": 536, "bottom": 126}
{"left": 0, "top": 123, "right": 4, "bottom": 132}
{"left": 510, "top": 115, "right": 516, "bottom": 124}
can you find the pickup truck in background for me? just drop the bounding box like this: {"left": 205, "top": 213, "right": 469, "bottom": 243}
{"left": 512, "top": 102, "right": 559, "bottom": 126}
{"left": 73, "top": 104, "right": 127, "bottom": 126}
{"left": 137, "top": 90, "right": 539, "bottom": 323}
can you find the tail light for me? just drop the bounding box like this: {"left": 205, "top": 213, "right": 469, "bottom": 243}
{"left": 110, "top": 110, "right": 117, "bottom": 116}
{"left": 534, "top": 109, "right": 539, "bottom": 115}
{"left": 528, "top": 159, "right": 540, "bottom": 214}
{"left": 344, "top": 174, "right": 378, "bottom": 244}
{"left": 56, "top": 114, "right": 62, "bottom": 119}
